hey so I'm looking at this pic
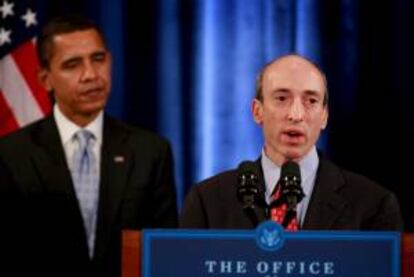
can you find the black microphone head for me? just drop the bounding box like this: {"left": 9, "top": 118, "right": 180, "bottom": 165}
{"left": 281, "top": 160, "right": 301, "bottom": 183}
{"left": 238, "top": 161, "right": 258, "bottom": 172}
{"left": 238, "top": 161, "right": 259, "bottom": 180}
{"left": 237, "top": 161, "right": 260, "bottom": 209}
{"left": 279, "top": 160, "right": 304, "bottom": 209}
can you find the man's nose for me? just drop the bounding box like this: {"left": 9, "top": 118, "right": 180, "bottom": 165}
{"left": 287, "top": 99, "right": 305, "bottom": 122}
{"left": 80, "top": 62, "right": 98, "bottom": 81}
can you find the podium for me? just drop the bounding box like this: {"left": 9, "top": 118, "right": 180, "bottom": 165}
{"left": 122, "top": 229, "right": 414, "bottom": 277}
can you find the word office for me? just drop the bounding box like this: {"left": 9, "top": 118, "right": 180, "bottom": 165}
{"left": 204, "top": 260, "right": 335, "bottom": 276}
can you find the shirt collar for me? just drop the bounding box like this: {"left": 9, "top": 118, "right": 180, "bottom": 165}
{"left": 53, "top": 104, "right": 103, "bottom": 146}
{"left": 261, "top": 146, "right": 319, "bottom": 201}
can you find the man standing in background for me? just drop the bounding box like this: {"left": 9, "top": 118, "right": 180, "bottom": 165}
{"left": 0, "top": 14, "right": 177, "bottom": 276}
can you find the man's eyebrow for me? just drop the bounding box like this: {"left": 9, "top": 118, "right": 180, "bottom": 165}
{"left": 61, "top": 56, "right": 82, "bottom": 66}
{"left": 271, "top": 88, "right": 291, "bottom": 94}
{"left": 91, "top": 50, "right": 107, "bottom": 57}
{"left": 304, "top": 90, "right": 323, "bottom": 97}
{"left": 60, "top": 50, "right": 107, "bottom": 65}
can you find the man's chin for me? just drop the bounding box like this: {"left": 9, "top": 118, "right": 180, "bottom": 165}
{"left": 283, "top": 148, "right": 305, "bottom": 162}
{"left": 80, "top": 102, "right": 106, "bottom": 114}
{"left": 78, "top": 106, "right": 104, "bottom": 118}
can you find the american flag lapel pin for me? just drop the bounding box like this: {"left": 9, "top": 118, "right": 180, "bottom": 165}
{"left": 114, "top": 155, "right": 125, "bottom": 163}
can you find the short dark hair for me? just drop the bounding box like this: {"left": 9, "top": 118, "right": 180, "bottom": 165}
{"left": 255, "top": 55, "right": 329, "bottom": 107}
{"left": 37, "top": 14, "right": 106, "bottom": 69}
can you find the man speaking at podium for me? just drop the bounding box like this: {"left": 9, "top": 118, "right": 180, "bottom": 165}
{"left": 180, "top": 54, "right": 403, "bottom": 231}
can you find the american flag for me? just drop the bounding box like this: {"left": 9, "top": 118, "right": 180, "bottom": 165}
{"left": 0, "top": 0, "right": 51, "bottom": 136}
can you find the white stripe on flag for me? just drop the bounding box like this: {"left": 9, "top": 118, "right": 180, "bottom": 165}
{"left": 0, "top": 54, "right": 44, "bottom": 127}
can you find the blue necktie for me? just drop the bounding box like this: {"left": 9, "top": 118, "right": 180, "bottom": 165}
{"left": 71, "top": 130, "right": 99, "bottom": 258}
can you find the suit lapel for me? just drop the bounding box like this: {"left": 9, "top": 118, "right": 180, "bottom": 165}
{"left": 30, "top": 116, "right": 79, "bottom": 202}
{"left": 29, "top": 116, "right": 89, "bottom": 254}
{"left": 94, "top": 117, "right": 132, "bottom": 259}
{"left": 302, "top": 157, "right": 348, "bottom": 230}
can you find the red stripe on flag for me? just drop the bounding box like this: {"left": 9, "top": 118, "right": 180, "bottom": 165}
{"left": 0, "top": 90, "right": 19, "bottom": 136}
{"left": 11, "top": 41, "right": 52, "bottom": 116}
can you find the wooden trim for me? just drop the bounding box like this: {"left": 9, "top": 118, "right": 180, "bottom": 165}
{"left": 122, "top": 230, "right": 141, "bottom": 277}
{"left": 402, "top": 233, "right": 414, "bottom": 277}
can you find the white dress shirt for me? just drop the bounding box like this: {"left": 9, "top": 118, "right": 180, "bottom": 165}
{"left": 53, "top": 104, "right": 103, "bottom": 176}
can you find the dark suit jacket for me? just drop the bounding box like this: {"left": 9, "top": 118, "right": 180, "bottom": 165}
{"left": 180, "top": 157, "right": 403, "bottom": 231}
{"left": 0, "top": 115, "right": 177, "bottom": 277}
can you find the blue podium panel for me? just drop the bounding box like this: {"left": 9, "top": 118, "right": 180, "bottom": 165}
{"left": 143, "top": 221, "right": 400, "bottom": 277}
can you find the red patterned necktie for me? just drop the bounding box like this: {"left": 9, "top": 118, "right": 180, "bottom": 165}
{"left": 270, "top": 184, "right": 299, "bottom": 231}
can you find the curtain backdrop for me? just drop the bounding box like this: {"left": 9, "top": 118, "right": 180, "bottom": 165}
{"left": 27, "top": 0, "right": 414, "bottom": 230}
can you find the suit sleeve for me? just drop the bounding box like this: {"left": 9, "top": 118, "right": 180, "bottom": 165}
{"left": 151, "top": 141, "right": 178, "bottom": 228}
{"left": 0, "top": 155, "right": 27, "bottom": 274}
{"left": 0, "top": 155, "right": 25, "bottom": 231}
{"left": 179, "top": 185, "right": 209, "bottom": 228}
{"left": 367, "top": 192, "right": 404, "bottom": 231}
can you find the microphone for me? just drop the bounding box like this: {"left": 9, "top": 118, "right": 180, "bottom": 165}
{"left": 237, "top": 161, "right": 260, "bottom": 210}
{"left": 236, "top": 161, "right": 267, "bottom": 226}
{"left": 268, "top": 160, "right": 304, "bottom": 228}
{"left": 279, "top": 160, "right": 305, "bottom": 212}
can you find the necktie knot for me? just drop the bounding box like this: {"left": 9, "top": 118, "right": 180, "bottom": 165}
{"left": 74, "top": 130, "right": 95, "bottom": 150}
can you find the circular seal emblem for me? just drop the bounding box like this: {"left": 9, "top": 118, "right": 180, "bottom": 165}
{"left": 255, "top": 220, "right": 285, "bottom": 251}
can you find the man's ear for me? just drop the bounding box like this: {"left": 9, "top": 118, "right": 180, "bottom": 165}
{"left": 321, "top": 107, "right": 328, "bottom": 130}
{"left": 38, "top": 69, "right": 52, "bottom": 92}
{"left": 252, "top": 99, "right": 264, "bottom": 126}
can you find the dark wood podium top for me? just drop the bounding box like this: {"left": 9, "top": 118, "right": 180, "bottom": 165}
{"left": 122, "top": 231, "right": 414, "bottom": 277}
